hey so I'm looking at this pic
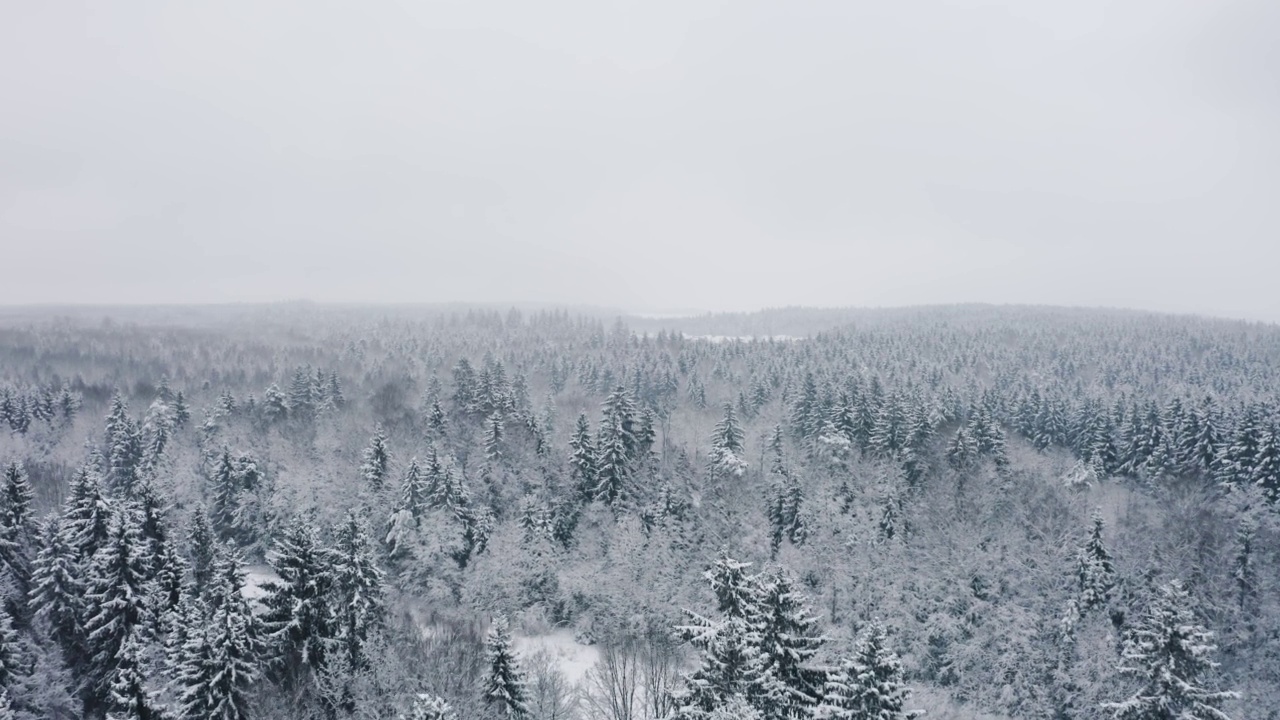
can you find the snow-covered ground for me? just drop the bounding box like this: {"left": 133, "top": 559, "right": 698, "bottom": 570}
{"left": 513, "top": 630, "right": 600, "bottom": 685}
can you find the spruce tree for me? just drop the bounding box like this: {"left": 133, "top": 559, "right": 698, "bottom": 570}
{"left": 755, "top": 570, "right": 826, "bottom": 716}
{"left": 568, "top": 414, "right": 598, "bottom": 503}
{"left": 261, "top": 517, "right": 334, "bottom": 687}
{"left": 186, "top": 510, "right": 216, "bottom": 597}
{"left": 1102, "top": 579, "right": 1236, "bottom": 719}
{"left": 83, "top": 510, "right": 151, "bottom": 709}
{"left": 29, "top": 515, "right": 85, "bottom": 662}
{"left": 397, "top": 458, "right": 429, "bottom": 521}
{"left": 673, "top": 555, "right": 769, "bottom": 720}
{"left": 361, "top": 428, "right": 392, "bottom": 493}
{"left": 0, "top": 463, "right": 35, "bottom": 623}
{"left": 331, "top": 513, "right": 384, "bottom": 671}
{"left": 177, "top": 545, "right": 260, "bottom": 720}
{"left": 63, "top": 465, "right": 113, "bottom": 561}
{"left": 482, "top": 614, "right": 529, "bottom": 719}
{"left": 1076, "top": 508, "right": 1115, "bottom": 612}
{"left": 821, "top": 622, "right": 918, "bottom": 720}
{"left": 105, "top": 630, "right": 159, "bottom": 720}
{"left": 708, "top": 403, "right": 748, "bottom": 480}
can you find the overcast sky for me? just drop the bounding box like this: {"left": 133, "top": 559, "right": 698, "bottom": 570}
{"left": 2, "top": 1, "right": 1277, "bottom": 319}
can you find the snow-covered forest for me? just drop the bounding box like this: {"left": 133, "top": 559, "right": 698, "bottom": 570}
{"left": 0, "top": 303, "right": 1276, "bottom": 720}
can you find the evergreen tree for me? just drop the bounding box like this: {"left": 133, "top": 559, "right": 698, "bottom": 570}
{"left": 331, "top": 513, "right": 384, "bottom": 671}
{"left": 29, "top": 516, "right": 84, "bottom": 662}
{"left": 397, "top": 458, "right": 429, "bottom": 521}
{"left": 946, "top": 425, "right": 976, "bottom": 470}
{"left": 360, "top": 428, "right": 392, "bottom": 493}
{"left": 187, "top": 510, "right": 216, "bottom": 597}
{"left": 177, "top": 545, "right": 260, "bottom": 720}
{"left": 63, "top": 465, "right": 113, "bottom": 561}
{"left": 821, "top": 622, "right": 919, "bottom": 720}
{"left": 1076, "top": 508, "right": 1115, "bottom": 612}
{"left": 261, "top": 517, "right": 334, "bottom": 687}
{"left": 708, "top": 403, "right": 748, "bottom": 480}
{"left": 482, "top": 614, "right": 529, "bottom": 719}
{"left": 568, "top": 414, "right": 597, "bottom": 503}
{"left": 1102, "top": 580, "right": 1236, "bottom": 720}
{"left": 105, "top": 630, "right": 159, "bottom": 720}
{"left": 672, "top": 555, "right": 769, "bottom": 720}
{"left": 83, "top": 510, "right": 152, "bottom": 708}
{"left": 484, "top": 411, "right": 504, "bottom": 464}
{"left": 0, "top": 463, "right": 35, "bottom": 623}
{"left": 1232, "top": 517, "right": 1256, "bottom": 611}
{"left": 755, "top": 570, "right": 827, "bottom": 716}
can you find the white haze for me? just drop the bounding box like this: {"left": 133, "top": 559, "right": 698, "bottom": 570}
{"left": 2, "top": 1, "right": 1278, "bottom": 321}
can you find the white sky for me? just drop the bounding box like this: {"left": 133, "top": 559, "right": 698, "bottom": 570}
{"left": 2, "top": 1, "right": 1278, "bottom": 320}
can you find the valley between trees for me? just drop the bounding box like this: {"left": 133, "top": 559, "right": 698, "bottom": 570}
{"left": 0, "top": 304, "right": 1275, "bottom": 719}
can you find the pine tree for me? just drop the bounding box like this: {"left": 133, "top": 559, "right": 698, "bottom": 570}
{"left": 29, "top": 515, "right": 84, "bottom": 662}
{"left": 105, "top": 630, "right": 159, "bottom": 720}
{"left": 755, "top": 570, "right": 827, "bottom": 716}
{"left": 1076, "top": 508, "right": 1115, "bottom": 612}
{"left": 1102, "top": 579, "right": 1236, "bottom": 719}
{"left": 595, "top": 412, "right": 633, "bottom": 509}
{"left": 83, "top": 510, "right": 152, "bottom": 708}
{"left": 208, "top": 448, "right": 241, "bottom": 539}
{"left": 331, "top": 513, "right": 384, "bottom": 671}
{"left": 177, "top": 545, "right": 260, "bottom": 720}
{"left": 708, "top": 403, "right": 748, "bottom": 480}
{"left": 187, "top": 510, "right": 216, "bottom": 597}
{"left": 0, "top": 608, "right": 16, "bottom": 695}
{"left": 569, "top": 414, "right": 597, "bottom": 503}
{"left": 946, "top": 425, "right": 976, "bottom": 470}
{"left": 361, "top": 428, "right": 392, "bottom": 493}
{"left": 397, "top": 458, "right": 429, "bottom": 521}
{"left": 821, "top": 622, "right": 919, "bottom": 720}
{"left": 261, "top": 517, "right": 334, "bottom": 687}
{"left": 1232, "top": 517, "right": 1256, "bottom": 611}
{"left": 63, "top": 465, "right": 113, "bottom": 561}
{"left": 482, "top": 615, "right": 529, "bottom": 719}
{"left": 673, "top": 555, "right": 769, "bottom": 720}
{"left": 484, "top": 412, "right": 504, "bottom": 464}
{"left": 0, "top": 463, "right": 35, "bottom": 623}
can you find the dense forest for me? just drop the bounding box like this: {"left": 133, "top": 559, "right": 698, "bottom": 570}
{"left": 0, "top": 304, "right": 1276, "bottom": 720}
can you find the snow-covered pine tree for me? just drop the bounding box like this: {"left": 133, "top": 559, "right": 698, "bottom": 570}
{"left": 64, "top": 464, "right": 113, "bottom": 561}
{"left": 1076, "top": 508, "right": 1115, "bottom": 612}
{"left": 105, "top": 629, "right": 159, "bottom": 720}
{"left": 29, "top": 515, "right": 84, "bottom": 662}
{"left": 484, "top": 411, "right": 504, "bottom": 464}
{"left": 821, "top": 621, "right": 919, "bottom": 720}
{"left": 0, "top": 462, "right": 35, "bottom": 623}
{"left": 177, "top": 544, "right": 260, "bottom": 720}
{"left": 261, "top": 516, "right": 334, "bottom": 687}
{"left": 397, "top": 458, "right": 429, "bottom": 521}
{"left": 83, "top": 509, "right": 152, "bottom": 709}
{"left": 331, "top": 512, "right": 384, "bottom": 671}
{"left": 946, "top": 425, "right": 976, "bottom": 470}
{"left": 361, "top": 428, "right": 392, "bottom": 493}
{"left": 568, "top": 414, "right": 598, "bottom": 503}
{"left": 482, "top": 614, "right": 529, "bottom": 719}
{"left": 1232, "top": 516, "right": 1256, "bottom": 611}
{"left": 708, "top": 403, "right": 748, "bottom": 480}
{"left": 1102, "top": 579, "right": 1236, "bottom": 720}
{"left": 755, "top": 570, "right": 827, "bottom": 717}
{"left": 186, "top": 509, "right": 216, "bottom": 597}
{"left": 672, "top": 554, "right": 769, "bottom": 720}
